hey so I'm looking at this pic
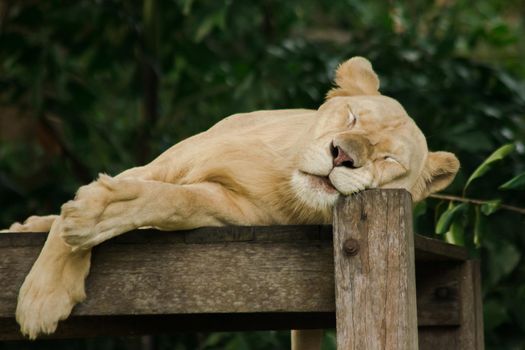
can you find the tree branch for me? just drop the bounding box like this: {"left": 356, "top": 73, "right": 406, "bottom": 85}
{"left": 430, "top": 193, "right": 525, "bottom": 215}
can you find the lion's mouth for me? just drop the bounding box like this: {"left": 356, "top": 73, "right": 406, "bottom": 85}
{"left": 300, "top": 171, "right": 338, "bottom": 194}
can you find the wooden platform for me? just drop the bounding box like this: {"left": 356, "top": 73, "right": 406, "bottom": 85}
{"left": 0, "top": 189, "right": 484, "bottom": 349}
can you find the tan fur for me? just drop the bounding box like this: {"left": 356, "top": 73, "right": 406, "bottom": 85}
{"left": 326, "top": 56, "right": 380, "bottom": 98}
{"left": 0, "top": 215, "right": 58, "bottom": 233}
{"left": 5, "top": 57, "right": 459, "bottom": 345}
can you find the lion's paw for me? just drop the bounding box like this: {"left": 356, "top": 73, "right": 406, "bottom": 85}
{"left": 16, "top": 269, "right": 86, "bottom": 339}
{"left": 60, "top": 174, "right": 141, "bottom": 249}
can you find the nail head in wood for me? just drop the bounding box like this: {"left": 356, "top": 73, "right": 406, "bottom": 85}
{"left": 343, "top": 238, "right": 359, "bottom": 256}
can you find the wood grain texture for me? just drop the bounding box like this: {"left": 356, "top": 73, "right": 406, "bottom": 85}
{"left": 419, "top": 326, "right": 458, "bottom": 349}
{"left": 414, "top": 235, "right": 469, "bottom": 261}
{"left": 332, "top": 189, "right": 419, "bottom": 350}
{"left": 457, "top": 260, "right": 485, "bottom": 350}
{"left": 0, "top": 229, "right": 464, "bottom": 327}
{"left": 416, "top": 262, "right": 461, "bottom": 327}
{"left": 0, "top": 190, "right": 483, "bottom": 346}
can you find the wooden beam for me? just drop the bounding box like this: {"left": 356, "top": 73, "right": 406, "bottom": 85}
{"left": 458, "top": 260, "right": 485, "bottom": 350}
{"left": 0, "top": 190, "right": 479, "bottom": 344}
{"left": 417, "top": 261, "right": 485, "bottom": 350}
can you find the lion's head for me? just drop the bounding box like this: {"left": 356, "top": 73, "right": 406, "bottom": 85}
{"left": 291, "top": 57, "right": 459, "bottom": 210}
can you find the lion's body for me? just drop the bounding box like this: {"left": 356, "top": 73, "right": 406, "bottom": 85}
{"left": 4, "top": 57, "right": 460, "bottom": 348}
{"left": 144, "top": 108, "right": 323, "bottom": 225}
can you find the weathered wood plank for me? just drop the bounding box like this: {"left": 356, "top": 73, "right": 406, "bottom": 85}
{"left": 0, "top": 190, "right": 480, "bottom": 344}
{"left": 457, "top": 260, "right": 485, "bottom": 350}
{"left": 332, "top": 189, "right": 419, "bottom": 349}
{"left": 0, "top": 229, "right": 465, "bottom": 321}
{"left": 0, "top": 225, "right": 467, "bottom": 261}
{"left": 414, "top": 235, "right": 469, "bottom": 261}
{"left": 419, "top": 326, "right": 459, "bottom": 349}
{"left": 416, "top": 262, "right": 461, "bottom": 327}
{"left": 0, "top": 228, "right": 467, "bottom": 340}
{"left": 0, "top": 226, "right": 335, "bottom": 320}
{"left": 416, "top": 259, "right": 484, "bottom": 349}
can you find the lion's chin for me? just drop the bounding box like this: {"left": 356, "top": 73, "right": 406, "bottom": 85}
{"left": 290, "top": 171, "right": 340, "bottom": 210}
{"left": 300, "top": 171, "right": 339, "bottom": 194}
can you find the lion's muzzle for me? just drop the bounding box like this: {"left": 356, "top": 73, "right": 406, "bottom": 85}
{"left": 331, "top": 134, "right": 372, "bottom": 169}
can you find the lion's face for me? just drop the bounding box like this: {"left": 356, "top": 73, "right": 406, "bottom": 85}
{"left": 290, "top": 57, "right": 459, "bottom": 210}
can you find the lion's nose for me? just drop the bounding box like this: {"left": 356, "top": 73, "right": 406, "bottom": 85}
{"left": 331, "top": 143, "right": 356, "bottom": 168}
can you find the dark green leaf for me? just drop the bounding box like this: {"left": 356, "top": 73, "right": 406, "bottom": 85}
{"left": 464, "top": 144, "right": 515, "bottom": 191}
{"left": 474, "top": 206, "right": 487, "bottom": 247}
{"left": 194, "top": 11, "right": 226, "bottom": 42}
{"left": 481, "top": 199, "right": 502, "bottom": 216}
{"left": 413, "top": 200, "right": 427, "bottom": 219}
{"left": 499, "top": 172, "right": 525, "bottom": 190}
{"left": 444, "top": 218, "right": 465, "bottom": 246}
{"left": 435, "top": 202, "right": 468, "bottom": 234}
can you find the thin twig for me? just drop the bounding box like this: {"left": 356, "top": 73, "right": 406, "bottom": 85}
{"left": 430, "top": 193, "right": 525, "bottom": 215}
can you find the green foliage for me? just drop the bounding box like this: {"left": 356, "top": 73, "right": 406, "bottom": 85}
{"left": 1, "top": 0, "right": 525, "bottom": 349}
{"left": 430, "top": 148, "right": 525, "bottom": 349}
{"left": 464, "top": 143, "right": 515, "bottom": 192}
{"left": 435, "top": 202, "right": 468, "bottom": 235}
{"left": 500, "top": 172, "right": 525, "bottom": 190}
{"left": 480, "top": 199, "right": 502, "bottom": 216}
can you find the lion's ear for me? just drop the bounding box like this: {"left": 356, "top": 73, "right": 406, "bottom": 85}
{"left": 326, "top": 56, "right": 381, "bottom": 99}
{"left": 413, "top": 151, "right": 460, "bottom": 201}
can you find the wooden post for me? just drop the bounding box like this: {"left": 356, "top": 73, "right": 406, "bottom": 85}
{"left": 458, "top": 260, "right": 485, "bottom": 349}
{"left": 333, "top": 189, "right": 419, "bottom": 349}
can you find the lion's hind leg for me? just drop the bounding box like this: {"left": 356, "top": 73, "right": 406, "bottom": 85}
{"left": 15, "top": 167, "right": 157, "bottom": 338}
{"left": 16, "top": 216, "right": 91, "bottom": 339}
{"left": 1, "top": 215, "right": 58, "bottom": 233}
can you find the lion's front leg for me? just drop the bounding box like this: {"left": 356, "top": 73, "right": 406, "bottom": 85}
{"left": 16, "top": 217, "right": 91, "bottom": 339}
{"left": 60, "top": 175, "right": 252, "bottom": 250}
{"left": 58, "top": 174, "right": 142, "bottom": 249}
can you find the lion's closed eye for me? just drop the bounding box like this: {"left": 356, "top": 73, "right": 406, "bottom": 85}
{"left": 347, "top": 107, "right": 357, "bottom": 128}
{"left": 375, "top": 156, "right": 407, "bottom": 185}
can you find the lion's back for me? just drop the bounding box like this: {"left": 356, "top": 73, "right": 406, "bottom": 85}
{"left": 149, "top": 108, "right": 315, "bottom": 181}
{"left": 208, "top": 108, "right": 314, "bottom": 135}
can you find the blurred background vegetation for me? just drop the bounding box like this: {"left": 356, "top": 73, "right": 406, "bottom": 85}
{"left": 1, "top": 0, "right": 524, "bottom": 349}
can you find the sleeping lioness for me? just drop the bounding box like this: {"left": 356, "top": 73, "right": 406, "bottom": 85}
{"left": 5, "top": 57, "right": 459, "bottom": 348}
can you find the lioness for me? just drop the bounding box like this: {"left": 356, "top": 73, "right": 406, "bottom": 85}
{"left": 5, "top": 57, "right": 459, "bottom": 348}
